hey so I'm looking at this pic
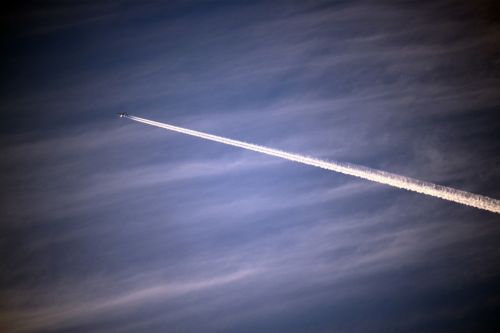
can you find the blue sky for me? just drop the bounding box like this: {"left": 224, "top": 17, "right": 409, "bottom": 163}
{"left": 1, "top": 1, "right": 500, "bottom": 332}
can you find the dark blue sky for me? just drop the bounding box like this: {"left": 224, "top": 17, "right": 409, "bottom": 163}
{"left": 1, "top": 1, "right": 500, "bottom": 332}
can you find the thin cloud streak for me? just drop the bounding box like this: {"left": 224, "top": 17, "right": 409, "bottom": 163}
{"left": 125, "top": 115, "right": 500, "bottom": 214}
{"left": 2, "top": 268, "right": 256, "bottom": 333}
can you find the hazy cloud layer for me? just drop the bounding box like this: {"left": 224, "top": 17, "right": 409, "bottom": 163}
{"left": 1, "top": 1, "right": 500, "bottom": 332}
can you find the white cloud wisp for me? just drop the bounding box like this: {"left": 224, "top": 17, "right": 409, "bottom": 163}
{"left": 125, "top": 115, "right": 500, "bottom": 214}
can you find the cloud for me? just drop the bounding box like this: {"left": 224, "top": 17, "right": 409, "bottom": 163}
{"left": 2, "top": 1, "right": 500, "bottom": 332}
{"left": 1, "top": 268, "right": 256, "bottom": 333}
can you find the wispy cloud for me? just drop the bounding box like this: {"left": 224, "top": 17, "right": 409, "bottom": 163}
{"left": 1, "top": 268, "right": 256, "bottom": 333}
{"left": 2, "top": 1, "right": 500, "bottom": 332}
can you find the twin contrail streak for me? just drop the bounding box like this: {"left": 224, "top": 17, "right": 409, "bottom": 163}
{"left": 124, "top": 115, "right": 500, "bottom": 214}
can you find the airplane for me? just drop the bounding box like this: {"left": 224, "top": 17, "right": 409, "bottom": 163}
{"left": 117, "top": 112, "right": 128, "bottom": 118}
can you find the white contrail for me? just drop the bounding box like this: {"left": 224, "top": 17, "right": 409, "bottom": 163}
{"left": 124, "top": 115, "right": 500, "bottom": 214}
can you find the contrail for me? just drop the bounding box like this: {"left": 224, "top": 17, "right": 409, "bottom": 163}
{"left": 123, "top": 114, "right": 500, "bottom": 214}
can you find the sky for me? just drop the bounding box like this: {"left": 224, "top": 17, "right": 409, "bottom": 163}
{"left": 1, "top": 1, "right": 500, "bottom": 332}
